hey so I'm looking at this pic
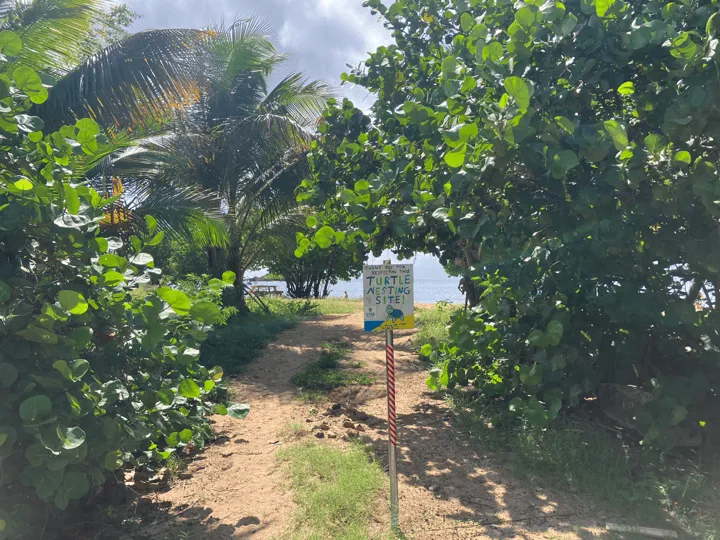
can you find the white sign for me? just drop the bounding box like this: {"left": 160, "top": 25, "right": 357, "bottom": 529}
{"left": 363, "top": 263, "right": 414, "bottom": 332}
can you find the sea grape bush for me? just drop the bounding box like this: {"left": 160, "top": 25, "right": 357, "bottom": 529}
{"left": 0, "top": 31, "right": 243, "bottom": 535}
{"left": 299, "top": 0, "right": 720, "bottom": 442}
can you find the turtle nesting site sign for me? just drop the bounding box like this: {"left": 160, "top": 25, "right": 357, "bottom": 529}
{"left": 363, "top": 263, "right": 414, "bottom": 332}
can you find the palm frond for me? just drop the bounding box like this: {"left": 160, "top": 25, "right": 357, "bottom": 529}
{"left": 103, "top": 183, "right": 229, "bottom": 247}
{"left": 1, "top": 0, "right": 105, "bottom": 76}
{"left": 259, "top": 73, "right": 331, "bottom": 128}
{"left": 34, "top": 28, "right": 206, "bottom": 131}
{"left": 205, "top": 17, "right": 284, "bottom": 88}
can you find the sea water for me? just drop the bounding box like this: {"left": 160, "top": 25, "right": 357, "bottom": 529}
{"left": 249, "top": 252, "right": 466, "bottom": 304}
{"left": 253, "top": 275, "right": 464, "bottom": 305}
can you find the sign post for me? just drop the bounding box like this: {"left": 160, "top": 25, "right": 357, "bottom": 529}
{"left": 363, "top": 262, "right": 414, "bottom": 533}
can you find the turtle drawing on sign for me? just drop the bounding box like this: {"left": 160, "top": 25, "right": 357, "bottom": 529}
{"left": 386, "top": 305, "right": 405, "bottom": 323}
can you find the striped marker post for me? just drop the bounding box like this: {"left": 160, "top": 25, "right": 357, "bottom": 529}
{"left": 385, "top": 328, "right": 399, "bottom": 531}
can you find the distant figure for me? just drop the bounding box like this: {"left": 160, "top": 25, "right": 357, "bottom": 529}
{"left": 343, "top": 291, "right": 349, "bottom": 299}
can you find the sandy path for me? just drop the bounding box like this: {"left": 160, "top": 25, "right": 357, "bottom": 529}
{"left": 140, "top": 311, "right": 608, "bottom": 539}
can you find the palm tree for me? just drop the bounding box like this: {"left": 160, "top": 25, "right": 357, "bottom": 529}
{"left": 1, "top": 0, "right": 206, "bottom": 131}
{"left": 0, "top": 0, "right": 226, "bottom": 241}
{"left": 107, "top": 18, "right": 330, "bottom": 309}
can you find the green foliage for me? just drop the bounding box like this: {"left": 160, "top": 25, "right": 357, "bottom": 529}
{"left": 0, "top": 38, "right": 240, "bottom": 535}
{"left": 301, "top": 0, "right": 720, "bottom": 443}
{"left": 201, "top": 311, "right": 301, "bottom": 374}
{"left": 291, "top": 342, "right": 372, "bottom": 398}
{"left": 263, "top": 223, "right": 362, "bottom": 299}
{"left": 278, "top": 443, "right": 385, "bottom": 539}
{"left": 415, "top": 302, "right": 458, "bottom": 358}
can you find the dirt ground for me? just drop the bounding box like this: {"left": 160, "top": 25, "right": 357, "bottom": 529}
{"left": 138, "top": 311, "right": 610, "bottom": 539}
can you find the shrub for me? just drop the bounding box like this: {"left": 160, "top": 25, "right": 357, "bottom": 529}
{"left": 0, "top": 33, "right": 244, "bottom": 536}
{"left": 300, "top": 0, "right": 720, "bottom": 444}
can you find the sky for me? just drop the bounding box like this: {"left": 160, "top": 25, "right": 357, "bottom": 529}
{"left": 125, "top": 0, "right": 451, "bottom": 280}
{"left": 125, "top": 0, "right": 390, "bottom": 110}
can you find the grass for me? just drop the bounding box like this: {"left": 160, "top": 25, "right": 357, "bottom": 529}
{"left": 201, "top": 298, "right": 362, "bottom": 374}
{"left": 278, "top": 443, "right": 386, "bottom": 539}
{"left": 281, "top": 422, "right": 309, "bottom": 439}
{"left": 413, "top": 304, "right": 720, "bottom": 538}
{"left": 291, "top": 341, "right": 373, "bottom": 401}
{"left": 414, "top": 301, "right": 458, "bottom": 356}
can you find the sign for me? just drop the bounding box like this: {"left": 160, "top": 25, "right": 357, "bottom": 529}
{"left": 363, "top": 263, "right": 414, "bottom": 332}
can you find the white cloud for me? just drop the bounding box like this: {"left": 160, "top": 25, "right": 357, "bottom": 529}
{"left": 126, "top": 0, "right": 390, "bottom": 105}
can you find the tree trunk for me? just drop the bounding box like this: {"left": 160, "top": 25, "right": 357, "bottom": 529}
{"left": 322, "top": 277, "right": 331, "bottom": 298}
{"left": 226, "top": 243, "right": 248, "bottom": 312}
{"left": 460, "top": 275, "right": 481, "bottom": 309}
{"left": 312, "top": 277, "right": 320, "bottom": 299}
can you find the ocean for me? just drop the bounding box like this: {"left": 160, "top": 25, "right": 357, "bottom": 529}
{"left": 249, "top": 251, "right": 466, "bottom": 304}
{"left": 255, "top": 275, "right": 464, "bottom": 304}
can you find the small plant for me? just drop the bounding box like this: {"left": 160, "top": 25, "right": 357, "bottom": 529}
{"left": 291, "top": 342, "right": 372, "bottom": 397}
{"left": 281, "top": 423, "right": 308, "bottom": 439}
{"left": 278, "top": 443, "right": 385, "bottom": 538}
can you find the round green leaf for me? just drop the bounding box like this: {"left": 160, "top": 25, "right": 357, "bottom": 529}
{"left": 617, "top": 81, "right": 635, "bottom": 95}
{"left": 166, "top": 432, "right": 179, "bottom": 446}
{"left": 504, "top": 76, "right": 532, "bottom": 112}
{"left": 13, "top": 66, "right": 43, "bottom": 94}
{"left": 314, "top": 225, "right": 337, "bottom": 249}
{"left": 0, "top": 363, "right": 17, "bottom": 388}
{"left": 18, "top": 325, "right": 58, "bottom": 344}
{"left": 179, "top": 429, "right": 193, "bottom": 443}
{"left": 98, "top": 253, "right": 126, "bottom": 268}
{"left": 13, "top": 178, "right": 33, "bottom": 191}
{"left": 603, "top": 120, "right": 629, "bottom": 150}
{"left": 203, "top": 380, "right": 216, "bottom": 392}
{"left": 528, "top": 329, "right": 548, "bottom": 347}
{"left": 0, "top": 30, "right": 22, "bottom": 56}
{"left": 14, "top": 114, "right": 44, "bottom": 133}
{"left": 209, "top": 366, "right": 224, "bottom": 382}
{"left": 58, "top": 290, "right": 88, "bottom": 315}
{"left": 61, "top": 471, "right": 89, "bottom": 500}
{"left": 551, "top": 150, "right": 580, "bottom": 178}
{"left": 130, "top": 253, "right": 154, "bottom": 266}
{"left": 420, "top": 344, "right": 433, "bottom": 356}
{"left": 546, "top": 320, "right": 564, "bottom": 346}
{"left": 104, "top": 450, "right": 123, "bottom": 471}
{"left": 212, "top": 404, "right": 228, "bottom": 415}
{"left": 221, "top": 271, "right": 236, "bottom": 285}
{"left": 0, "top": 280, "right": 10, "bottom": 303}
{"left": 57, "top": 426, "right": 86, "bottom": 450}
{"left": 189, "top": 301, "right": 222, "bottom": 324}
{"left": 674, "top": 151, "right": 691, "bottom": 165}
{"left": 75, "top": 118, "right": 100, "bottom": 136}
{"left": 178, "top": 379, "right": 201, "bottom": 399}
{"left": 157, "top": 388, "right": 174, "bottom": 405}
{"left": 102, "top": 270, "right": 125, "bottom": 287}
{"left": 444, "top": 143, "right": 467, "bottom": 168}
{"left": 26, "top": 444, "right": 50, "bottom": 466}
{"left": 19, "top": 395, "right": 52, "bottom": 422}
{"left": 157, "top": 287, "right": 191, "bottom": 316}
{"left": 644, "top": 133, "right": 666, "bottom": 153}
{"left": 228, "top": 403, "right": 250, "bottom": 419}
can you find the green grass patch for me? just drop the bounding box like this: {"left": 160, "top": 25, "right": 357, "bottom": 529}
{"left": 415, "top": 301, "right": 459, "bottom": 357}
{"left": 201, "top": 311, "right": 301, "bottom": 373}
{"left": 278, "top": 443, "right": 385, "bottom": 539}
{"left": 291, "top": 341, "right": 373, "bottom": 399}
{"left": 201, "top": 298, "right": 361, "bottom": 374}
{"left": 446, "top": 393, "right": 720, "bottom": 538}
{"left": 261, "top": 297, "right": 362, "bottom": 316}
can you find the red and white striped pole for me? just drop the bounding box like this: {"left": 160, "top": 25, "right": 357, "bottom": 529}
{"left": 385, "top": 328, "right": 399, "bottom": 531}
